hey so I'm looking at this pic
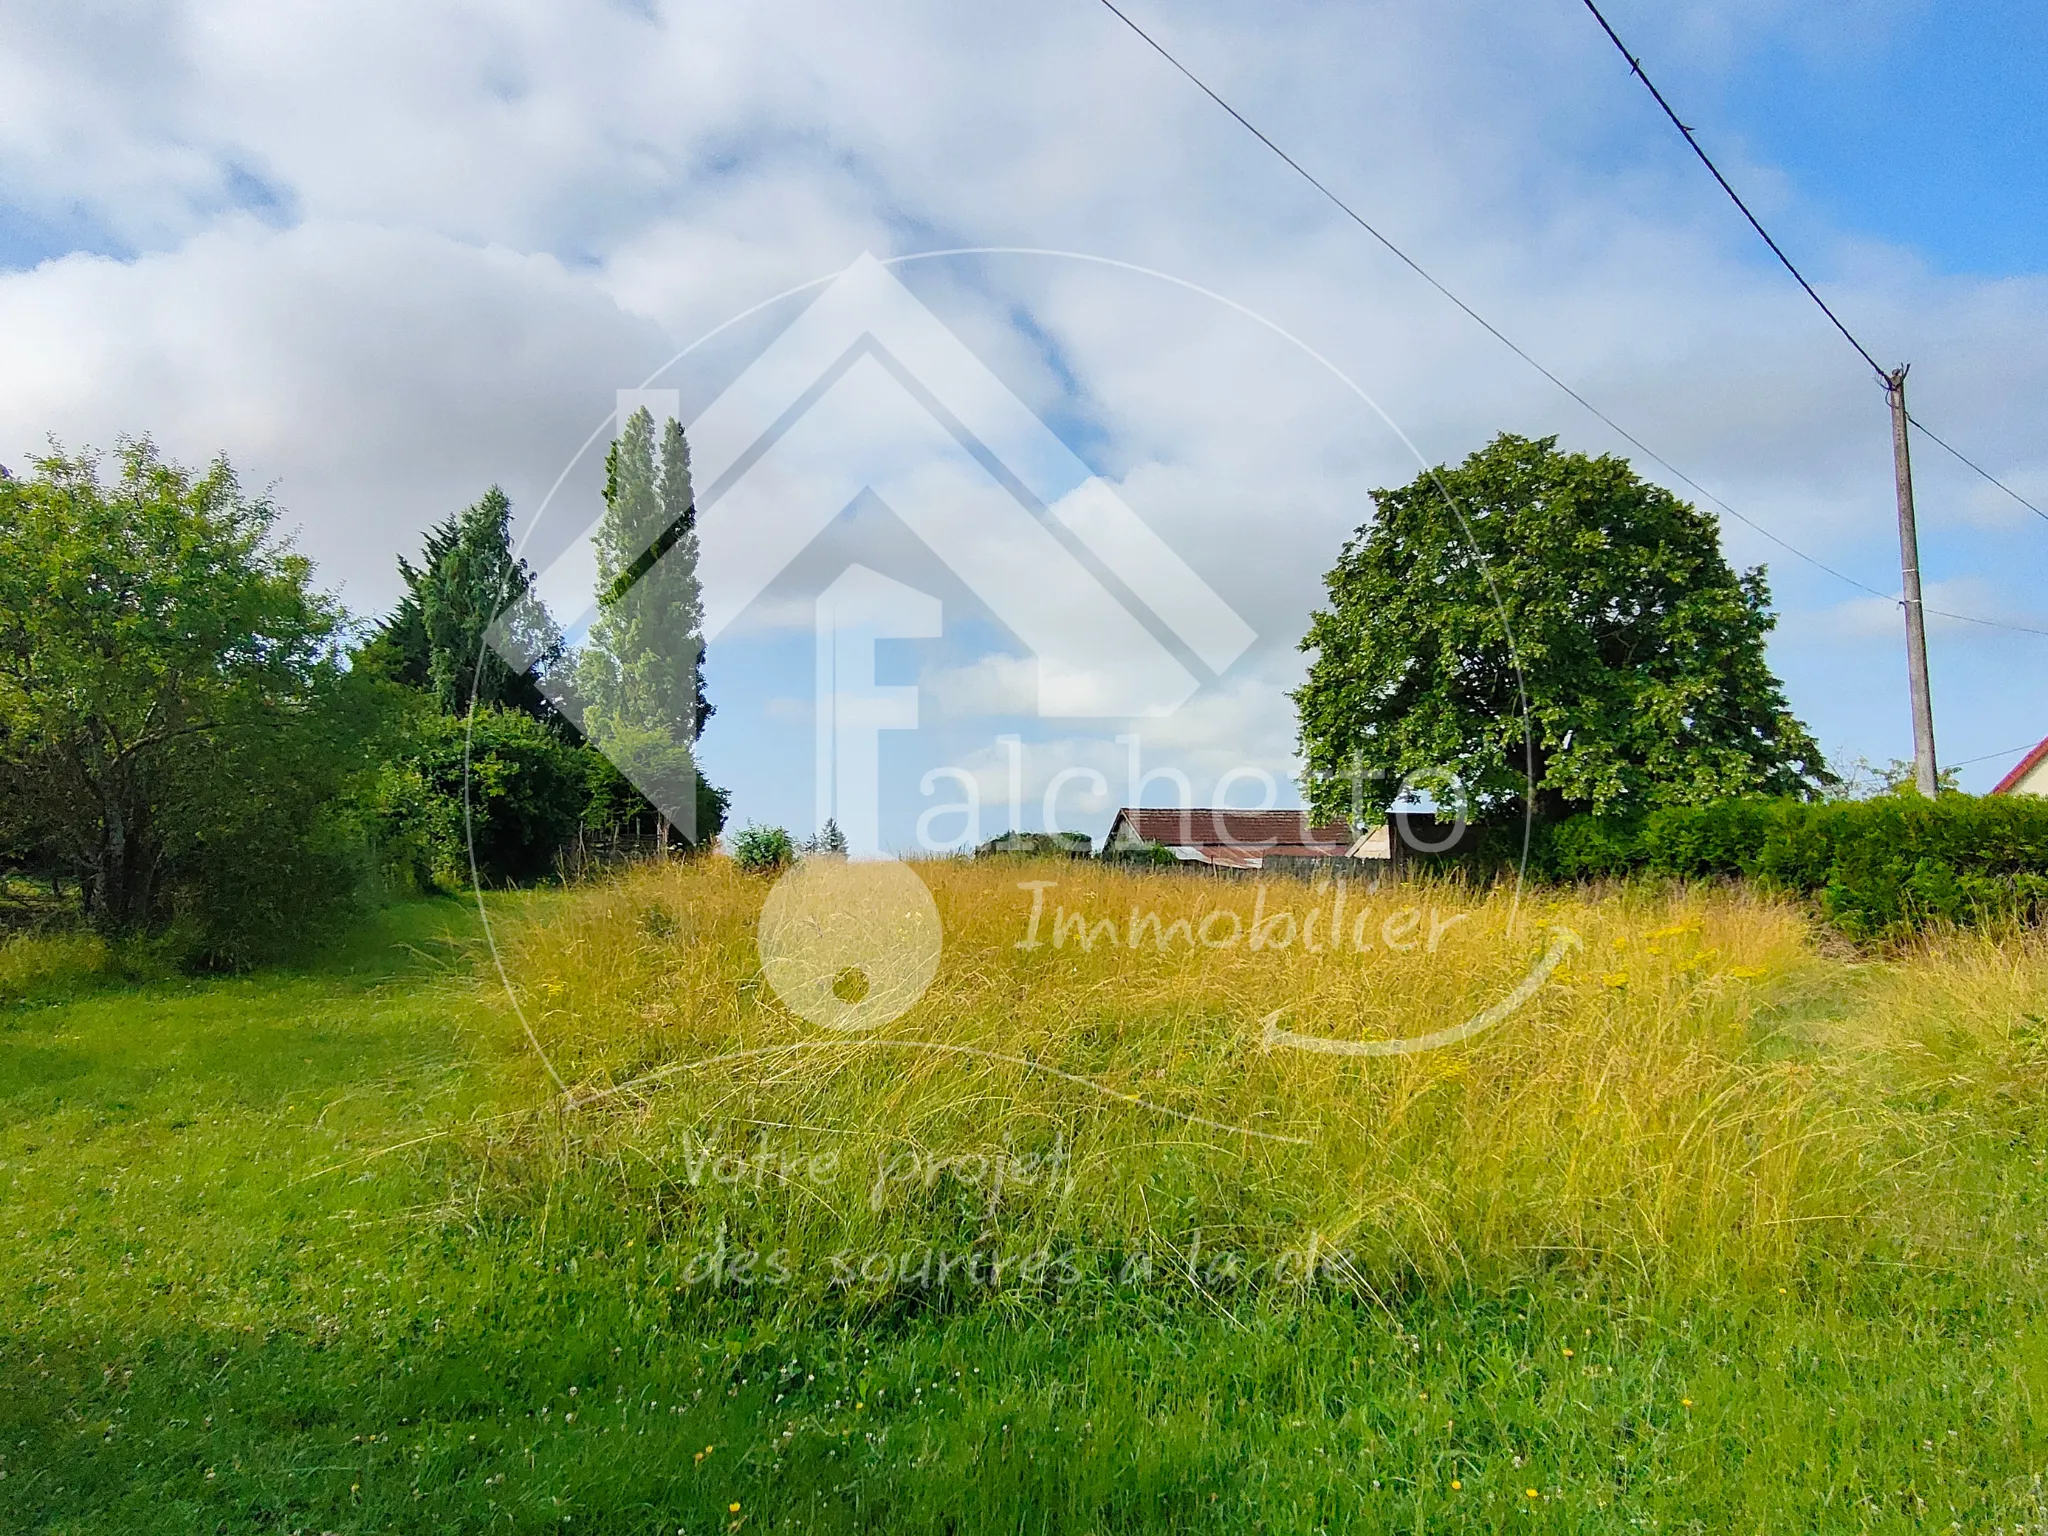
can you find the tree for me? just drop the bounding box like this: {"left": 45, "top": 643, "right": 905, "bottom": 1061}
{"left": 1294, "top": 434, "right": 1831, "bottom": 824}
{"left": 373, "top": 706, "right": 593, "bottom": 889}
{"left": 0, "top": 441, "right": 377, "bottom": 960}
{"left": 805, "top": 817, "right": 849, "bottom": 855}
{"left": 579, "top": 408, "right": 724, "bottom": 847}
{"left": 356, "top": 516, "right": 452, "bottom": 692}
{"left": 360, "top": 487, "right": 564, "bottom": 721}
{"left": 1833, "top": 755, "right": 1959, "bottom": 800}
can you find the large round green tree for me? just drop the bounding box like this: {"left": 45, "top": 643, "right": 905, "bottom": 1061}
{"left": 0, "top": 440, "right": 381, "bottom": 961}
{"left": 1294, "top": 434, "right": 1831, "bottom": 824}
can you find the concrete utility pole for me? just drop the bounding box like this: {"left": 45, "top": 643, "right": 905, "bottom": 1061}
{"left": 1885, "top": 365, "right": 1939, "bottom": 798}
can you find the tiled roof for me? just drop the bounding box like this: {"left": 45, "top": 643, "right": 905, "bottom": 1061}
{"left": 1113, "top": 807, "right": 1352, "bottom": 855}
{"left": 1991, "top": 736, "right": 2048, "bottom": 795}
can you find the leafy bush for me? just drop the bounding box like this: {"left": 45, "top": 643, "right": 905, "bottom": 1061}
{"left": 1098, "top": 841, "right": 1181, "bottom": 867}
{"left": 729, "top": 824, "right": 795, "bottom": 874}
{"left": 580, "top": 717, "right": 728, "bottom": 849}
{"left": 974, "top": 830, "right": 1092, "bottom": 858}
{"left": 374, "top": 707, "right": 593, "bottom": 889}
{"left": 1504, "top": 793, "right": 2048, "bottom": 941}
{"left": 0, "top": 441, "right": 385, "bottom": 967}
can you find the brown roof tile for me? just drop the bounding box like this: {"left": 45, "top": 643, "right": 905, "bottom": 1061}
{"left": 1112, "top": 808, "right": 1352, "bottom": 854}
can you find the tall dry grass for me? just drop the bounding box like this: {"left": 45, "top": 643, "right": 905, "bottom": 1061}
{"left": 468, "top": 857, "right": 2009, "bottom": 1297}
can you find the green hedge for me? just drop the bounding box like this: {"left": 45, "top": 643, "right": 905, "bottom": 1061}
{"left": 370, "top": 704, "right": 733, "bottom": 892}
{"left": 975, "top": 831, "right": 1094, "bottom": 858}
{"left": 1509, "top": 794, "right": 2048, "bottom": 941}
{"left": 373, "top": 708, "right": 596, "bottom": 890}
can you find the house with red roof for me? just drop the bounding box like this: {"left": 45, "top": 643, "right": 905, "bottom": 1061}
{"left": 1103, "top": 808, "right": 1354, "bottom": 870}
{"left": 1991, "top": 737, "right": 2048, "bottom": 797}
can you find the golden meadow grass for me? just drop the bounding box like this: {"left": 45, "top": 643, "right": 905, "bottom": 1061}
{"left": 6, "top": 872, "right": 2046, "bottom": 1531}
{"left": 451, "top": 855, "right": 2048, "bottom": 1302}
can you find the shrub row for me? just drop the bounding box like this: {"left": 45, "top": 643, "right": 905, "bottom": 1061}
{"left": 1484, "top": 794, "right": 2048, "bottom": 941}
{"left": 371, "top": 706, "right": 728, "bottom": 891}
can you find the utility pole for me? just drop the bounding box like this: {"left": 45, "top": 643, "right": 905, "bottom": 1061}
{"left": 1885, "top": 365, "right": 1939, "bottom": 798}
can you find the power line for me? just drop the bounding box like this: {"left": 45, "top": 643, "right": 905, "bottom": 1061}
{"left": 1091, "top": 0, "right": 2048, "bottom": 641}
{"left": 1576, "top": 0, "right": 1887, "bottom": 382}
{"left": 1908, "top": 413, "right": 2048, "bottom": 525}
{"left": 1094, "top": 0, "right": 1596, "bottom": 418}
{"left": 1915, "top": 608, "right": 2048, "bottom": 640}
{"left": 1944, "top": 742, "right": 2041, "bottom": 771}
{"left": 1578, "top": 0, "right": 2048, "bottom": 530}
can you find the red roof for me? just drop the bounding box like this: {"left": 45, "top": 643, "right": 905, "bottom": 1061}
{"left": 1110, "top": 808, "right": 1353, "bottom": 860}
{"left": 1991, "top": 736, "right": 2048, "bottom": 795}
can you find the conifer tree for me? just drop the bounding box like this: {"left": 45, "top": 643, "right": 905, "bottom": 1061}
{"left": 367, "top": 487, "right": 563, "bottom": 721}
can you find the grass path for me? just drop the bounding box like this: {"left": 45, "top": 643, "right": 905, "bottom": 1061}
{"left": 2, "top": 887, "right": 2046, "bottom": 1532}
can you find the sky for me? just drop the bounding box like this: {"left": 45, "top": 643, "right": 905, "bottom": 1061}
{"left": 1, "top": 0, "right": 2043, "bottom": 844}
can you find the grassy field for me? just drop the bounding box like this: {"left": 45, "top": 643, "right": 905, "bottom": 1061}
{"left": 3, "top": 860, "right": 2047, "bottom": 1532}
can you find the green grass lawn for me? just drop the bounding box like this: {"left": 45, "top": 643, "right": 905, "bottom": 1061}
{"left": 3, "top": 894, "right": 2047, "bottom": 1533}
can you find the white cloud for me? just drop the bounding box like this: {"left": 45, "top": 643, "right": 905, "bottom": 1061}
{"left": 0, "top": 217, "right": 665, "bottom": 603}
{"left": 1818, "top": 576, "right": 2048, "bottom": 641}
{"left": 918, "top": 654, "right": 1039, "bottom": 718}
{"left": 1, "top": 0, "right": 2044, "bottom": 814}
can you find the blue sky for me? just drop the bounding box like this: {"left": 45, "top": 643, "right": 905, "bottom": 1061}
{"left": 1583, "top": 0, "right": 2048, "bottom": 788}
{"left": 1704, "top": 0, "right": 2047, "bottom": 278}
{"left": 1, "top": 0, "right": 2043, "bottom": 834}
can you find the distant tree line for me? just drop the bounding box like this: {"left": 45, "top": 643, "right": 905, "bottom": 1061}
{"left": 0, "top": 408, "right": 725, "bottom": 965}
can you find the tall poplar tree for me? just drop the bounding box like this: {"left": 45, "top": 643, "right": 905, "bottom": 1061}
{"left": 580, "top": 407, "right": 722, "bottom": 846}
